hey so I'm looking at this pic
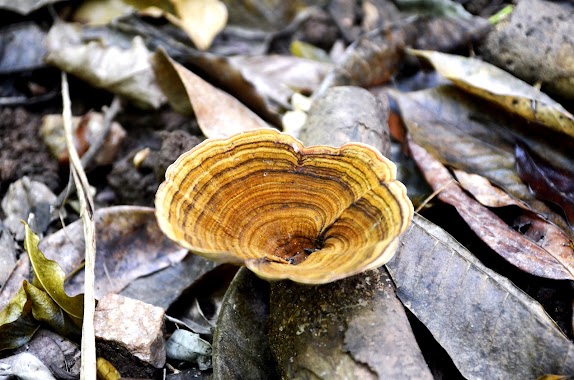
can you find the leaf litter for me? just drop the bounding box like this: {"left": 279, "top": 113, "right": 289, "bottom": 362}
{"left": 1, "top": 1, "right": 574, "bottom": 378}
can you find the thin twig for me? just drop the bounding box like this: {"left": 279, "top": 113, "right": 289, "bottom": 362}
{"left": 415, "top": 179, "right": 456, "bottom": 213}
{"left": 61, "top": 72, "right": 97, "bottom": 380}
{"left": 54, "top": 96, "right": 122, "bottom": 211}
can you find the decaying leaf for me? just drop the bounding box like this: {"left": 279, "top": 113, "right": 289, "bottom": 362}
{"left": 317, "top": 15, "right": 489, "bottom": 95}
{"left": 38, "top": 206, "right": 188, "bottom": 299}
{"left": 409, "top": 49, "right": 574, "bottom": 138}
{"left": 0, "top": 225, "right": 84, "bottom": 351}
{"left": 409, "top": 140, "right": 574, "bottom": 280}
{"left": 0, "top": 221, "right": 18, "bottom": 287}
{"left": 392, "top": 85, "right": 574, "bottom": 240}
{"left": 512, "top": 214, "right": 574, "bottom": 264}
{"left": 387, "top": 214, "right": 574, "bottom": 379}
{"left": 515, "top": 143, "right": 574, "bottom": 228}
{"left": 120, "top": 254, "right": 218, "bottom": 310}
{"left": 1, "top": 176, "right": 57, "bottom": 241}
{"left": 171, "top": 0, "right": 227, "bottom": 51}
{"left": 40, "top": 113, "right": 126, "bottom": 167}
{"left": 0, "top": 352, "right": 55, "bottom": 380}
{"left": 151, "top": 49, "right": 271, "bottom": 138}
{"left": 166, "top": 328, "right": 211, "bottom": 369}
{"left": 45, "top": 22, "right": 166, "bottom": 109}
{"left": 24, "top": 223, "right": 84, "bottom": 321}
{"left": 0, "top": 286, "right": 39, "bottom": 351}
{"left": 0, "top": 255, "right": 30, "bottom": 312}
{"left": 212, "top": 268, "right": 279, "bottom": 379}
{"left": 228, "top": 55, "right": 331, "bottom": 107}
{"left": 453, "top": 169, "right": 522, "bottom": 208}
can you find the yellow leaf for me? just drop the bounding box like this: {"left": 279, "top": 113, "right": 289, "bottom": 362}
{"left": 171, "top": 0, "right": 228, "bottom": 50}
{"left": 96, "top": 357, "right": 121, "bottom": 380}
{"left": 23, "top": 222, "right": 84, "bottom": 320}
{"left": 0, "top": 286, "right": 39, "bottom": 351}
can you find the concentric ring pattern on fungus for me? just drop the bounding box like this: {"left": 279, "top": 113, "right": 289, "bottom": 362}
{"left": 155, "top": 129, "right": 413, "bottom": 284}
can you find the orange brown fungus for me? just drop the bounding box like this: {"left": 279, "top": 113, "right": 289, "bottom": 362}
{"left": 155, "top": 129, "right": 413, "bottom": 284}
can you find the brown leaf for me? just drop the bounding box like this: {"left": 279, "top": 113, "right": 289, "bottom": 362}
{"left": 228, "top": 55, "right": 331, "bottom": 107}
{"left": 151, "top": 49, "right": 271, "bottom": 138}
{"left": 392, "top": 85, "right": 574, "bottom": 240}
{"left": 409, "top": 140, "right": 574, "bottom": 280}
{"left": 515, "top": 143, "right": 574, "bottom": 228}
{"left": 410, "top": 49, "right": 574, "bottom": 138}
{"left": 316, "top": 15, "right": 489, "bottom": 96}
{"left": 45, "top": 23, "right": 166, "bottom": 109}
{"left": 316, "top": 22, "right": 408, "bottom": 95}
{"left": 513, "top": 214, "right": 574, "bottom": 264}
{"left": 39, "top": 206, "right": 188, "bottom": 299}
{"left": 212, "top": 268, "right": 279, "bottom": 379}
{"left": 387, "top": 214, "right": 574, "bottom": 379}
{"left": 453, "top": 169, "right": 523, "bottom": 208}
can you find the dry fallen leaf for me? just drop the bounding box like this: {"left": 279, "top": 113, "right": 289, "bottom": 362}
{"left": 172, "top": 0, "right": 228, "bottom": 51}
{"left": 515, "top": 143, "right": 574, "bottom": 228}
{"left": 387, "top": 214, "right": 574, "bottom": 379}
{"left": 392, "top": 85, "right": 574, "bottom": 241}
{"left": 409, "top": 140, "right": 574, "bottom": 280}
{"left": 409, "top": 49, "right": 574, "bottom": 138}
{"left": 45, "top": 22, "right": 166, "bottom": 109}
{"left": 38, "top": 206, "right": 188, "bottom": 299}
{"left": 453, "top": 169, "right": 523, "bottom": 208}
{"left": 152, "top": 49, "right": 271, "bottom": 138}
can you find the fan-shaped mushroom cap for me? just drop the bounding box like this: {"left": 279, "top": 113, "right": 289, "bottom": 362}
{"left": 155, "top": 129, "right": 413, "bottom": 284}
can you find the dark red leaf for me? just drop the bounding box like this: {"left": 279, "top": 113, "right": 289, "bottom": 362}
{"left": 515, "top": 143, "right": 574, "bottom": 228}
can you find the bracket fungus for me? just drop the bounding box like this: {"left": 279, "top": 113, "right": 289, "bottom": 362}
{"left": 155, "top": 129, "right": 413, "bottom": 284}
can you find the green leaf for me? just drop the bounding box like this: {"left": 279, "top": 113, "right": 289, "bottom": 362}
{"left": 24, "top": 222, "right": 84, "bottom": 320}
{"left": 0, "top": 286, "right": 39, "bottom": 351}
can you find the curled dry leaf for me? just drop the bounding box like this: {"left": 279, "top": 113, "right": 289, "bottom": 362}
{"left": 151, "top": 49, "right": 271, "bottom": 138}
{"left": 155, "top": 129, "right": 413, "bottom": 284}
{"left": 409, "top": 49, "right": 574, "bottom": 138}
{"left": 515, "top": 143, "right": 574, "bottom": 228}
{"left": 45, "top": 22, "right": 166, "bottom": 109}
{"left": 387, "top": 214, "right": 574, "bottom": 379}
{"left": 409, "top": 140, "right": 574, "bottom": 280}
